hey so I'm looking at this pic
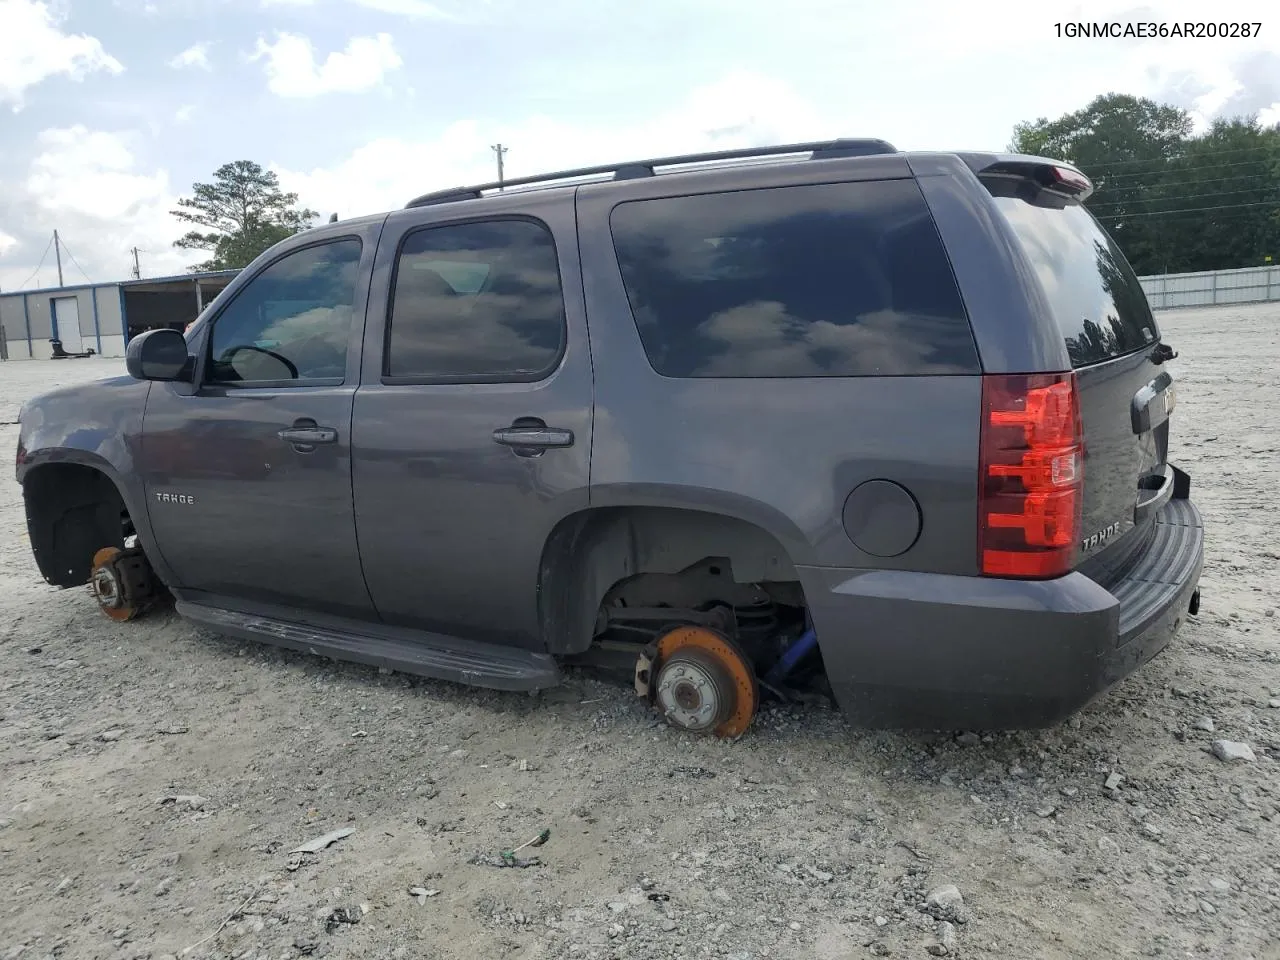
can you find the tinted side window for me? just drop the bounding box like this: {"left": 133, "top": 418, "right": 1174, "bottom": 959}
{"left": 609, "top": 180, "right": 978, "bottom": 378}
{"left": 986, "top": 181, "right": 1159, "bottom": 368}
{"left": 386, "top": 219, "right": 564, "bottom": 381}
{"left": 208, "top": 239, "right": 361, "bottom": 384}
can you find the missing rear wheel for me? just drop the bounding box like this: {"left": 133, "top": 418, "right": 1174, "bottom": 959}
{"left": 651, "top": 625, "right": 759, "bottom": 738}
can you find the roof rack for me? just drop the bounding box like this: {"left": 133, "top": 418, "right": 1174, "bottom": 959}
{"left": 404, "top": 138, "right": 898, "bottom": 208}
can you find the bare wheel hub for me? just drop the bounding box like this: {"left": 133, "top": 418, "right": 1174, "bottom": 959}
{"left": 656, "top": 648, "right": 735, "bottom": 733}
{"left": 89, "top": 546, "right": 156, "bottom": 622}
{"left": 91, "top": 562, "right": 124, "bottom": 610}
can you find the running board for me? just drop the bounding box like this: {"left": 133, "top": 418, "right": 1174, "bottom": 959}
{"left": 175, "top": 599, "right": 561, "bottom": 691}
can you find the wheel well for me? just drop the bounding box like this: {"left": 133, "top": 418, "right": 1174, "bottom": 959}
{"left": 22, "top": 464, "right": 133, "bottom": 588}
{"left": 539, "top": 506, "right": 804, "bottom": 656}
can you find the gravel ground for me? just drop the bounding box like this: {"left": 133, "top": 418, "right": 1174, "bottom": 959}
{"left": 1, "top": 304, "right": 1278, "bottom": 960}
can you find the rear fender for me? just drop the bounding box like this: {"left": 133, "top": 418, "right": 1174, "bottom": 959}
{"left": 538, "top": 500, "right": 802, "bottom": 655}
{"left": 908, "top": 153, "right": 1071, "bottom": 373}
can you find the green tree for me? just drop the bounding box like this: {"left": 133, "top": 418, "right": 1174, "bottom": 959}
{"left": 1140, "top": 118, "right": 1280, "bottom": 272}
{"left": 1010, "top": 94, "right": 1192, "bottom": 274}
{"left": 1009, "top": 93, "right": 1191, "bottom": 163}
{"left": 171, "top": 161, "right": 317, "bottom": 271}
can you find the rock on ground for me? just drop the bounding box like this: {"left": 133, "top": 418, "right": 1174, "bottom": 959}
{"left": 1211, "top": 740, "right": 1257, "bottom": 762}
{"left": 923, "top": 884, "right": 968, "bottom": 924}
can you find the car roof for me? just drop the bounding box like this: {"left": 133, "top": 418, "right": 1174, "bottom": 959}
{"left": 402, "top": 138, "right": 900, "bottom": 210}
{"left": 393, "top": 141, "right": 1089, "bottom": 215}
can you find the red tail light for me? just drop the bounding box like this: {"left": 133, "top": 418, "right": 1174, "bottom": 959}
{"left": 979, "top": 373, "right": 1084, "bottom": 579}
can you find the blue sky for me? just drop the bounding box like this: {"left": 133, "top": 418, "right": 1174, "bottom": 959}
{"left": 1, "top": 0, "right": 1277, "bottom": 290}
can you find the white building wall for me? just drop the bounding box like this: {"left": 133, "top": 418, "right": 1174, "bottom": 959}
{"left": 1139, "top": 265, "right": 1280, "bottom": 310}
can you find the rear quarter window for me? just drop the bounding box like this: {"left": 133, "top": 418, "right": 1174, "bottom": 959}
{"left": 985, "top": 179, "right": 1159, "bottom": 368}
{"left": 609, "top": 179, "right": 979, "bottom": 378}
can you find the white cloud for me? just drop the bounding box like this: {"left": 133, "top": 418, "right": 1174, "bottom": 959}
{"left": 1009, "top": 3, "right": 1279, "bottom": 130}
{"left": 0, "top": 230, "right": 17, "bottom": 256}
{"left": 0, "top": 126, "right": 190, "bottom": 289}
{"left": 168, "top": 42, "right": 211, "bottom": 70}
{"left": 260, "top": 0, "right": 458, "bottom": 11}
{"left": 252, "top": 31, "right": 402, "bottom": 97}
{"left": 26, "top": 127, "right": 169, "bottom": 221}
{"left": 175, "top": 104, "right": 196, "bottom": 123}
{"left": 0, "top": 0, "right": 124, "bottom": 110}
{"left": 351, "top": 0, "right": 453, "bottom": 17}
{"left": 276, "top": 71, "right": 833, "bottom": 219}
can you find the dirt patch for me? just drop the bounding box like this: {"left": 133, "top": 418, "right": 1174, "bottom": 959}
{"left": 1, "top": 308, "right": 1278, "bottom": 960}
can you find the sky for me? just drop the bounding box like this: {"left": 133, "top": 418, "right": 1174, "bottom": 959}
{"left": 0, "top": 0, "right": 1277, "bottom": 291}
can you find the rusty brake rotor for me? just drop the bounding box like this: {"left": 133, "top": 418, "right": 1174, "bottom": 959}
{"left": 89, "top": 546, "right": 157, "bottom": 622}
{"left": 653, "top": 625, "right": 759, "bottom": 738}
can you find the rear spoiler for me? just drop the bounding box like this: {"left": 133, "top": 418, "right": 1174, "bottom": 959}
{"left": 957, "top": 152, "right": 1094, "bottom": 202}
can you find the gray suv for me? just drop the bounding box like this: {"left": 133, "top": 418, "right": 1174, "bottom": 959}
{"left": 15, "top": 139, "right": 1204, "bottom": 735}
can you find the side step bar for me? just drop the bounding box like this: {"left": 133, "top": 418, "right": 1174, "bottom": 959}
{"left": 176, "top": 599, "right": 561, "bottom": 691}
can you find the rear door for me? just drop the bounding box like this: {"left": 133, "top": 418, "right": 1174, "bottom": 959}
{"left": 351, "top": 192, "right": 593, "bottom": 650}
{"left": 982, "top": 176, "right": 1175, "bottom": 579}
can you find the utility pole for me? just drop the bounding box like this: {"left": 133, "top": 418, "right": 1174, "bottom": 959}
{"left": 53, "top": 230, "right": 65, "bottom": 287}
{"left": 491, "top": 143, "right": 508, "bottom": 190}
{"left": 131, "top": 247, "right": 142, "bottom": 280}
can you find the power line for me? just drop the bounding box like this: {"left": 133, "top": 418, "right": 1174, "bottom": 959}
{"left": 1088, "top": 144, "right": 1279, "bottom": 170}
{"left": 1093, "top": 158, "right": 1278, "bottom": 182}
{"left": 57, "top": 237, "right": 93, "bottom": 284}
{"left": 1095, "top": 200, "right": 1280, "bottom": 221}
{"left": 1089, "top": 186, "right": 1280, "bottom": 211}
{"left": 1095, "top": 172, "right": 1273, "bottom": 190}
{"left": 1066, "top": 143, "right": 1280, "bottom": 172}
{"left": 16, "top": 235, "right": 56, "bottom": 290}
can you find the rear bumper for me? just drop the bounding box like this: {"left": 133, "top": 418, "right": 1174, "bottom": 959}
{"left": 801, "top": 493, "right": 1203, "bottom": 730}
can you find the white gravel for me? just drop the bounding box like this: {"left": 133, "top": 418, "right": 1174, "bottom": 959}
{"left": 1, "top": 303, "right": 1278, "bottom": 960}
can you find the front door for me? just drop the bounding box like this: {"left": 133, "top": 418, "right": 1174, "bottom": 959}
{"left": 352, "top": 193, "right": 593, "bottom": 650}
{"left": 139, "top": 230, "right": 380, "bottom": 621}
{"left": 53, "top": 297, "right": 83, "bottom": 352}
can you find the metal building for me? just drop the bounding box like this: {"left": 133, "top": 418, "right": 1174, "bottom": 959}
{"left": 1138, "top": 264, "right": 1280, "bottom": 310}
{"left": 0, "top": 269, "right": 238, "bottom": 361}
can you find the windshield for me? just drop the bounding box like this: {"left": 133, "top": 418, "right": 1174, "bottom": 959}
{"left": 986, "top": 180, "right": 1159, "bottom": 368}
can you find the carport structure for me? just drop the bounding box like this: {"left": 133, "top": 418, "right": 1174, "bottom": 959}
{"left": 0, "top": 268, "right": 239, "bottom": 361}
{"left": 119, "top": 270, "right": 239, "bottom": 343}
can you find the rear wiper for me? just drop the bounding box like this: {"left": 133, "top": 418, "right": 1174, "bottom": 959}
{"left": 1151, "top": 342, "right": 1178, "bottom": 364}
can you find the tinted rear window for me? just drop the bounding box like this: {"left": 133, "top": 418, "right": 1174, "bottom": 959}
{"left": 609, "top": 180, "right": 978, "bottom": 378}
{"left": 986, "top": 180, "right": 1159, "bottom": 368}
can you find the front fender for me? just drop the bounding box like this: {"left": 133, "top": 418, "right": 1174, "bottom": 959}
{"left": 17, "top": 375, "right": 148, "bottom": 484}
{"left": 16, "top": 375, "right": 175, "bottom": 584}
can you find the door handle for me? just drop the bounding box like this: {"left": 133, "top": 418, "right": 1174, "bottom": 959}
{"left": 278, "top": 420, "right": 338, "bottom": 450}
{"left": 492, "top": 420, "right": 574, "bottom": 453}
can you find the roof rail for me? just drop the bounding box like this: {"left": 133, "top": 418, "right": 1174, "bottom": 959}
{"left": 404, "top": 138, "right": 898, "bottom": 209}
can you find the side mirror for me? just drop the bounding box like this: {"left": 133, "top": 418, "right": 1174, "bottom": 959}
{"left": 125, "top": 329, "right": 193, "bottom": 382}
